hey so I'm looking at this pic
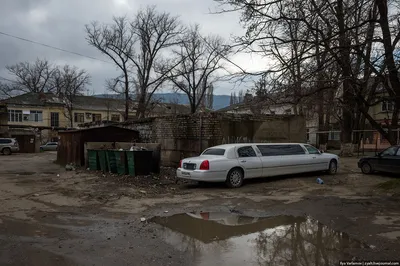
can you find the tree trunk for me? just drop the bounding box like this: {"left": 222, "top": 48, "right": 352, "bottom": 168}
{"left": 124, "top": 70, "right": 129, "bottom": 121}
{"left": 190, "top": 102, "right": 196, "bottom": 114}
{"left": 376, "top": 0, "right": 400, "bottom": 144}
{"left": 136, "top": 97, "right": 146, "bottom": 118}
{"left": 337, "top": 0, "right": 354, "bottom": 155}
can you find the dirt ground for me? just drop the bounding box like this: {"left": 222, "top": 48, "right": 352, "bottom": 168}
{"left": 0, "top": 152, "right": 400, "bottom": 266}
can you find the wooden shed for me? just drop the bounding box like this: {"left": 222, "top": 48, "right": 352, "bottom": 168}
{"left": 57, "top": 126, "right": 139, "bottom": 166}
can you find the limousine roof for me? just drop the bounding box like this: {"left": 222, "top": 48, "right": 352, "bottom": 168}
{"left": 208, "top": 143, "right": 307, "bottom": 150}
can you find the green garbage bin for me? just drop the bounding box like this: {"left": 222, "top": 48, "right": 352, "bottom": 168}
{"left": 87, "top": 149, "right": 99, "bottom": 170}
{"left": 126, "top": 151, "right": 135, "bottom": 177}
{"left": 97, "top": 150, "right": 108, "bottom": 172}
{"left": 114, "top": 150, "right": 127, "bottom": 175}
{"left": 133, "top": 150, "right": 153, "bottom": 176}
{"left": 106, "top": 150, "right": 118, "bottom": 174}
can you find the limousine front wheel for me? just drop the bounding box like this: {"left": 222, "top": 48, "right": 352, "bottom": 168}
{"left": 328, "top": 160, "right": 338, "bottom": 175}
{"left": 226, "top": 168, "right": 244, "bottom": 188}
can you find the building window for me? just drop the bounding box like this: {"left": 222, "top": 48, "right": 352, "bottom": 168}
{"left": 92, "top": 114, "right": 101, "bottom": 122}
{"left": 30, "top": 111, "right": 43, "bottom": 122}
{"left": 382, "top": 100, "right": 394, "bottom": 112}
{"left": 111, "top": 114, "right": 120, "bottom": 122}
{"left": 329, "top": 131, "right": 340, "bottom": 141}
{"left": 74, "top": 113, "right": 84, "bottom": 123}
{"left": 8, "top": 110, "right": 22, "bottom": 122}
{"left": 51, "top": 112, "right": 59, "bottom": 127}
{"left": 306, "top": 129, "right": 310, "bottom": 141}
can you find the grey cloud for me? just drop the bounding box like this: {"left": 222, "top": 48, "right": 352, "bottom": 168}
{"left": 0, "top": 0, "right": 246, "bottom": 95}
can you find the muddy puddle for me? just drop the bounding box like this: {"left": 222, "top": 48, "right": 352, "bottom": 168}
{"left": 151, "top": 212, "right": 368, "bottom": 266}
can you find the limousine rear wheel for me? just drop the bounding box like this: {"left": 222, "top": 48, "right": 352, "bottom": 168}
{"left": 328, "top": 160, "right": 338, "bottom": 175}
{"left": 226, "top": 168, "right": 244, "bottom": 188}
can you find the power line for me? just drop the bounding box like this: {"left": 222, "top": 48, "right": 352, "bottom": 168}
{"left": 0, "top": 31, "right": 113, "bottom": 64}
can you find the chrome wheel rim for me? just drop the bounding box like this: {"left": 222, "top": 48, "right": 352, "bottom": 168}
{"left": 230, "top": 171, "right": 242, "bottom": 187}
{"left": 362, "top": 164, "right": 370, "bottom": 173}
{"left": 3, "top": 149, "right": 10, "bottom": 155}
{"left": 330, "top": 161, "right": 337, "bottom": 174}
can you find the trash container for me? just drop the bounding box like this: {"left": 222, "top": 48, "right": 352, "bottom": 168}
{"left": 114, "top": 150, "right": 127, "bottom": 175}
{"left": 126, "top": 151, "right": 135, "bottom": 177}
{"left": 106, "top": 150, "right": 118, "bottom": 174}
{"left": 87, "top": 149, "right": 99, "bottom": 170}
{"left": 130, "top": 150, "right": 153, "bottom": 176}
{"left": 97, "top": 150, "right": 108, "bottom": 172}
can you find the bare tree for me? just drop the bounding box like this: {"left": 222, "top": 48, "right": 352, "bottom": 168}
{"left": 167, "top": 24, "right": 230, "bottom": 113}
{"left": 0, "top": 82, "right": 19, "bottom": 99}
{"left": 86, "top": 7, "right": 184, "bottom": 119}
{"left": 238, "top": 90, "right": 244, "bottom": 103}
{"left": 205, "top": 83, "right": 214, "bottom": 110}
{"left": 52, "top": 65, "right": 91, "bottom": 127}
{"left": 230, "top": 92, "right": 236, "bottom": 105}
{"left": 215, "top": 0, "right": 400, "bottom": 148}
{"left": 6, "top": 58, "right": 55, "bottom": 93}
{"left": 374, "top": 0, "right": 400, "bottom": 142}
{"left": 86, "top": 16, "right": 134, "bottom": 121}
{"left": 130, "top": 6, "right": 184, "bottom": 118}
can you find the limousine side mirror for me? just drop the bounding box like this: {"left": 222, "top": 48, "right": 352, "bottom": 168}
{"left": 319, "top": 150, "right": 324, "bottom": 154}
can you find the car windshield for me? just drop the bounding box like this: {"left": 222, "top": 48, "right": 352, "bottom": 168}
{"left": 202, "top": 148, "right": 225, "bottom": 156}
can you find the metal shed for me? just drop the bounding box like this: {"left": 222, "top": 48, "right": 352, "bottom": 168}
{"left": 57, "top": 126, "right": 139, "bottom": 166}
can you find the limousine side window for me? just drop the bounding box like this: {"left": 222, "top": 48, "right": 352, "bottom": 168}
{"left": 237, "top": 146, "right": 257, "bottom": 157}
{"left": 256, "top": 144, "right": 305, "bottom": 156}
{"left": 304, "top": 145, "right": 320, "bottom": 154}
{"left": 202, "top": 148, "right": 225, "bottom": 156}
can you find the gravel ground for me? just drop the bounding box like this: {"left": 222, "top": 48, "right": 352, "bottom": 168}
{"left": 0, "top": 152, "right": 399, "bottom": 265}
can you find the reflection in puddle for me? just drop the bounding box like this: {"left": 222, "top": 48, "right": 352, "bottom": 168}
{"left": 151, "top": 212, "right": 367, "bottom": 266}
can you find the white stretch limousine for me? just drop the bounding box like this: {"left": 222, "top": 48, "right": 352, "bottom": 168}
{"left": 176, "top": 143, "right": 339, "bottom": 188}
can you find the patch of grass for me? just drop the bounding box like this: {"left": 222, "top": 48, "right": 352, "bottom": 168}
{"left": 376, "top": 179, "right": 400, "bottom": 191}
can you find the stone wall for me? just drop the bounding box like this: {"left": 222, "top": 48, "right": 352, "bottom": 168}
{"left": 124, "top": 113, "right": 306, "bottom": 167}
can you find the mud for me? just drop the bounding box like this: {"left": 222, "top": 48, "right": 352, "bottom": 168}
{"left": 0, "top": 152, "right": 399, "bottom": 265}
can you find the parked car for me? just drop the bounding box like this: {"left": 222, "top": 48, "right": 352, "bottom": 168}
{"left": 40, "top": 142, "right": 58, "bottom": 151}
{"left": 176, "top": 143, "right": 339, "bottom": 188}
{"left": 358, "top": 145, "right": 400, "bottom": 174}
{"left": 0, "top": 138, "right": 19, "bottom": 155}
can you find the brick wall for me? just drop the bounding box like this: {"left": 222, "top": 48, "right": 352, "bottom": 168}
{"left": 123, "top": 113, "right": 306, "bottom": 167}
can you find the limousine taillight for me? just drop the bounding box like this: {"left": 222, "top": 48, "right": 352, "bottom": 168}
{"left": 179, "top": 160, "right": 182, "bottom": 168}
{"left": 199, "top": 160, "right": 209, "bottom": 170}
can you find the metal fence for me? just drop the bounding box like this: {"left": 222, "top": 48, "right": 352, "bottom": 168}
{"left": 310, "top": 129, "right": 400, "bottom": 155}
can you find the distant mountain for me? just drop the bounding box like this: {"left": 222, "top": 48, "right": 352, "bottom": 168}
{"left": 93, "top": 93, "right": 231, "bottom": 110}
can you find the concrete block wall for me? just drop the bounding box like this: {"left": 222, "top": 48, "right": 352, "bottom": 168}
{"left": 122, "top": 113, "right": 306, "bottom": 167}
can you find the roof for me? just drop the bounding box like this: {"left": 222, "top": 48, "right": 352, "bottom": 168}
{"left": 58, "top": 125, "right": 138, "bottom": 134}
{"left": 147, "top": 102, "right": 191, "bottom": 115}
{"left": 1, "top": 92, "right": 192, "bottom": 114}
{"left": 72, "top": 95, "right": 126, "bottom": 112}
{"left": 1, "top": 92, "right": 64, "bottom": 106}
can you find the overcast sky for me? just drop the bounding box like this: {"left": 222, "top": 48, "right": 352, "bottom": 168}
{"left": 0, "top": 0, "right": 266, "bottom": 95}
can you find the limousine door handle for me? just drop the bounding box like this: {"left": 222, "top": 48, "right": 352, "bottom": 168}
{"left": 312, "top": 156, "right": 317, "bottom": 159}
{"left": 240, "top": 160, "right": 247, "bottom": 163}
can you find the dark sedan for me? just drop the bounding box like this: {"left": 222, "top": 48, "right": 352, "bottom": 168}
{"left": 358, "top": 145, "right": 400, "bottom": 174}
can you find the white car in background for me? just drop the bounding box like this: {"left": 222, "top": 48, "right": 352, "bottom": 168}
{"left": 176, "top": 143, "right": 339, "bottom": 188}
